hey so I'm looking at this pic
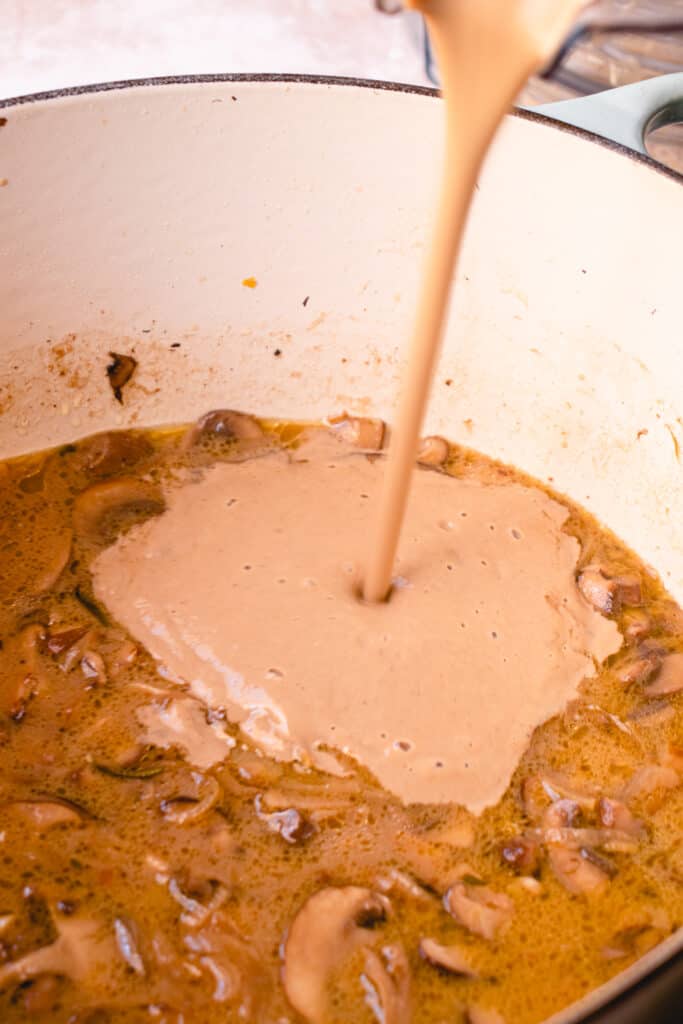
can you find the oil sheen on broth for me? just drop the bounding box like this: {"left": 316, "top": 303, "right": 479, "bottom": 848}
{"left": 0, "top": 416, "right": 681, "bottom": 1024}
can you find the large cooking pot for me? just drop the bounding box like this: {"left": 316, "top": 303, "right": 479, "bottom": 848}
{"left": 1, "top": 72, "right": 682, "bottom": 1024}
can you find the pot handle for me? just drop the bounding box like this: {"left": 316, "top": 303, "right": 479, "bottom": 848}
{"left": 531, "top": 72, "right": 683, "bottom": 155}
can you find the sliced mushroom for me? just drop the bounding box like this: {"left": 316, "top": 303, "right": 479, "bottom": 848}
{"left": 184, "top": 409, "right": 264, "bottom": 450}
{"left": 541, "top": 800, "right": 640, "bottom": 849}
{"left": 160, "top": 772, "right": 222, "bottom": 826}
{"left": 522, "top": 772, "right": 598, "bottom": 821}
{"left": 232, "top": 750, "right": 283, "bottom": 788}
{"left": 0, "top": 915, "right": 15, "bottom": 935}
{"left": 616, "top": 653, "right": 661, "bottom": 686}
{"left": 182, "top": 909, "right": 268, "bottom": 1016}
{"left": 44, "top": 624, "right": 109, "bottom": 679}
{"left": 59, "top": 629, "right": 97, "bottom": 673}
{"left": 577, "top": 567, "right": 619, "bottom": 614}
{"left": 564, "top": 701, "right": 638, "bottom": 741}
{"left": 597, "top": 798, "right": 643, "bottom": 838}
{"left": 612, "top": 573, "right": 643, "bottom": 607}
{"left": 254, "top": 794, "right": 314, "bottom": 845}
{"left": 644, "top": 652, "right": 683, "bottom": 696}
{"left": 665, "top": 744, "right": 683, "bottom": 773}
{"left": 542, "top": 801, "right": 612, "bottom": 895}
{"left": 538, "top": 826, "right": 638, "bottom": 855}
{"left": 521, "top": 775, "right": 551, "bottom": 822}
{"left": 577, "top": 566, "right": 642, "bottom": 616}
{"left": 0, "top": 916, "right": 113, "bottom": 988}
{"left": 393, "top": 834, "right": 458, "bottom": 894}
{"left": 282, "top": 886, "right": 389, "bottom": 1023}
{"left": 376, "top": 869, "right": 432, "bottom": 902}
{"left": 655, "top": 600, "right": 683, "bottom": 636}
{"left": 18, "top": 458, "right": 46, "bottom": 494}
{"left": 514, "top": 876, "right": 543, "bottom": 896}
{"left": 327, "top": 414, "right": 385, "bottom": 451}
{"left": 419, "top": 937, "right": 478, "bottom": 977}
{"left": 9, "top": 672, "right": 38, "bottom": 723}
{"left": 4, "top": 624, "right": 46, "bottom": 722}
{"left": 500, "top": 836, "right": 540, "bottom": 875}
{"left": 540, "top": 773, "right": 599, "bottom": 812}
{"left": 417, "top": 435, "right": 450, "bottom": 466}
{"left": 628, "top": 699, "right": 675, "bottom": 728}
{"left": 542, "top": 797, "right": 580, "bottom": 831}
{"left": 44, "top": 625, "right": 89, "bottom": 657}
{"left": 107, "top": 637, "right": 138, "bottom": 677}
{"left": 167, "top": 877, "right": 228, "bottom": 928}
{"left": 547, "top": 844, "right": 612, "bottom": 896}
{"left": 622, "top": 610, "right": 653, "bottom": 644}
{"left": 467, "top": 1006, "right": 506, "bottom": 1024}
{"left": 444, "top": 879, "right": 514, "bottom": 941}
{"left": 81, "top": 649, "right": 107, "bottom": 684}
{"left": 73, "top": 477, "right": 164, "bottom": 542}
{"left": 601, "top": 908, "right": 672, "bottom": 961}
{"left": 361, "top": 945, "right": 411, "bottom": 1024}
{"left": 17, "top": 973, "right": 64, "bottom": 1015}
{"left": 422, "top": 811, "right": 476, "bottom": 849}
{"left": 81, "top": 430, "right": 153, "bottom": 477}
{"left": 621, "top": 762, "right": 680, "bottom": 802}
{"left": 199, "top": 953, "right": 241, "bottom": 1002}
{"left": 12, "top": 801, "right": 82, "bottom": 830}
{"left": 34, "top": 530, "right": 72, "bottom": 593}
{"left": 259, "top": 785, "right": 360, "bottom": 824}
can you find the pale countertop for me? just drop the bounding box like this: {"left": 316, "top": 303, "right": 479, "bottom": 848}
{"left": 0, "top": 0, "right": 570, "bottom": 102}
{"left": 0, "top": 0, "right": 430, "bottom": 100}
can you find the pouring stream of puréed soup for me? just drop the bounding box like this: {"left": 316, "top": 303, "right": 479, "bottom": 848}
{"left": 363, "top": 0, "right": 589, "bottom": 603}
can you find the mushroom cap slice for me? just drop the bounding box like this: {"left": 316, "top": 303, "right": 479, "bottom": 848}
{"left": 362, "top": 945, "right": 411, "bottom": 1024}
{"left": 467, "top": 1006, "right": 507, "bottom": 1024}
{"left": 645, "top": 652, "right": 683, "bottom": 696}
{"left": 444, "top": 881, "right": 514, "bottom": 941}
{"left": 327, "top": 414, "right": 385, "bottom": 451}
{"left": 546, "top": 844, "right": 611, "bottom": 895}
{"left": 417, "top": 436, "right": 449, "bottom": 466}
{"left": 11, "top": 801, "right": 82, "bottom": 830}
{"left": 184, "top": 409, "right": 265, "bottom": 449}
{"left": 282, "top": 886, "right": 389, "bottom": 1023}
{"left": 73, "top": 478, "right": 165, "bottom": 542}
{"left": 419, "top": 937, "right": 478, "bottom": 977}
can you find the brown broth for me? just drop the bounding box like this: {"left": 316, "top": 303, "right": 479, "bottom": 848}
{"left": 0, "top": 416, "right": 681, "bottom": 1024}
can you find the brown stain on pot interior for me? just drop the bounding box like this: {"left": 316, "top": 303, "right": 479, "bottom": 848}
{"left": 48, "top": 335, "right": 86, "bottom": 390}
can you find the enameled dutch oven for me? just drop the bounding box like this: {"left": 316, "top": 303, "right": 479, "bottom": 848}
{"left": 1, "top": 71, "right": 682, "bottom": 1023}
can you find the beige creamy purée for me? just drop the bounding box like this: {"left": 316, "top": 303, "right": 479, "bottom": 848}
{"left": 94, "top": 0, "right": 599, "bottom": 812}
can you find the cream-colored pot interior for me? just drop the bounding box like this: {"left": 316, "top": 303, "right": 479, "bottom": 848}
{"left": 1, "top": 77, "right": 682, "bottom": 1020}
{"left": 2, "top": 79, "right": 683, "bottom": 602}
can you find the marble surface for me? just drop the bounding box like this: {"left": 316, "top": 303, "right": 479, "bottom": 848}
{"left": 0, "top": 0, "right": 429, "bottom": 99}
